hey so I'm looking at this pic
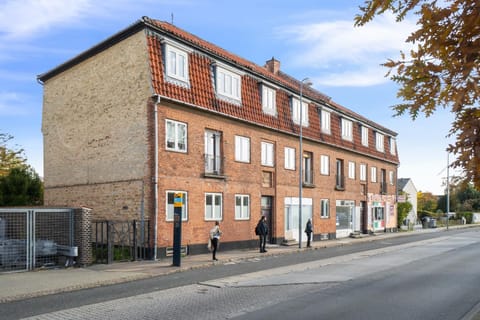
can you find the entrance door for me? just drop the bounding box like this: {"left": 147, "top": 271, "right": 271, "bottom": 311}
{"left": 261, "top": 196, "right": 273, "bottom": 243}
{"left": 361, "top": 201, "right": 368, "bottom": 234}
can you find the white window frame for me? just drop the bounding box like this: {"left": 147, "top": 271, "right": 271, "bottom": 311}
{"left": 165, "top": 44, "right": 189, "bottom": 83}
{"left": 216, "top": 66, "right": 242, "bottom": 102}
{"left": 321, "top": 199, "right": 330, "bottom": 218}
{"left": 262, "top": 85, "right": 276, "bottom": 116}
{"left": 320, "top": 155, "right": 329, "bottom": 175}
{"left": 371, "top": 166, "right": 377, "bottom": 183}
{"left": 348, "top": 161, "right": 355, "bottom": 179}
{"left": 360, "top": 163, "right": 367, "bottom": 181}
{"left": 205, "top": 193, "right": 222, "bottom": 221}
{"left": 166, "top": 191, "right": 188, "bottom": 221}
{"left": 284, "top": 147, "right": 295, "bottom": 170}
{"left": 235, "top": 135, "right": 250, "bottom": 163}
{"left": 389, "top": 170, "right": 395, "bottom": 185}
{"left": 341, "top": 118, "right": 353, "bottom": 141}
{"left": 165, "top": 119, "right": 187, "bottom": 152}
{"left": 292, "top": 97, "right": 309, "bottom": 126}
{"left": 376, "top": 132, "right": 384, "bottom": 152}
{"left": 361, "top": 126, "right": 369, "bottom": 146}
{"left": 261, "top": 141, "right": 274, "bottom": 167}
{"left": 235, "top": 194, "right": 250, "bottom": 220}
{"left": 390, "top": 137, "right": 396, "bottom": 155}
{"left": 321, "top": 109, "right": 331, "bottom": 134}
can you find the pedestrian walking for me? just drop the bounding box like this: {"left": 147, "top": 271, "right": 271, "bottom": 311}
{"left": 209, "top": 221, "right": 222, "bottom": 261}
{"left": 305, "top": 218, "right": 313, "bottom": 247}
{"left": 255, "top": 216, "right": 269, "bottom": 253}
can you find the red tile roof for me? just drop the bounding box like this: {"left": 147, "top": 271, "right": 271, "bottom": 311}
{"left": 144, "top": 17, "right": 398, "bottom": 164}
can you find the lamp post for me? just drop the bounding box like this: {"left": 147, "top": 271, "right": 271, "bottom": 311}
{"left": 299, "top": 77, "right": 312, "bottom": 248}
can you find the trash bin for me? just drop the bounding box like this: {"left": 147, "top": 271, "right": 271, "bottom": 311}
{"left": 422, "top": 217, "right": 430, "bottom": 229}
{"left": 429, "top": 218, "right": 437, "bottom": 228}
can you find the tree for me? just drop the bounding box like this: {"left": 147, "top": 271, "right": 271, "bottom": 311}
{"left": 355, "top": 0, "right": 480, "bottom": 188}
{"left": 0, "top": 166, "right": 43, "bottom": 206}
{"left": 417, "top": 191, "right": 438, "bottom": 213}
{"left": 397, "top": 201, "right": 413, "bottom": 227}
{"left": 0, "top": 132, "right": 26, "bottom": 176}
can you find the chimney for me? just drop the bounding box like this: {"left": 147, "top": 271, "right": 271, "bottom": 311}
{"left": 265, "top": 57, "right": 280, "bottom": 74}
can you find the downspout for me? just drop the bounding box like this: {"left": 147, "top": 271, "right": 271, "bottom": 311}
{"left": 153, "top": 94, "right": 160, "bottom": 260}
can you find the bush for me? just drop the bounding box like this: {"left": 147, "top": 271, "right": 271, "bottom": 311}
{"left": 457, "top": 212, "right": 473, "bottom": 224}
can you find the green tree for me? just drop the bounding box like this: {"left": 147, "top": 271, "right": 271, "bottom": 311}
{"left": 417, "top": 191, "right": 438, "bottom": 213}
{"left": 355, "top": 0, "right": 480, "bottom": 188}
{"left": 0, "top": 132, "right": 26, "bottom": 176}
{"left": 398, "top": 201, "right": 413, "bottom": 227}
{"left": 0, "top": 166, "right": 43, "bottom": 206}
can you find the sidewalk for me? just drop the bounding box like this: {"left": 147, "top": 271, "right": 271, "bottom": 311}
{"left": 0, "top": 225, "right": 474, "bottom": 303}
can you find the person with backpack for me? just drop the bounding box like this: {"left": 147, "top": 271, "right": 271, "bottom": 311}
{"left": 255, "top": 216, "right": 269, "bottom": 253}
{"left": 305, "top": 218, "right": 313, "bottom": 247}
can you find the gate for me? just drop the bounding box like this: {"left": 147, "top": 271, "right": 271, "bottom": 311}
{"left": 92, "top": 220, "right": 150, "bottom": 264}
{"left": 0, "top": 209, "right": 75, "bottom": 272}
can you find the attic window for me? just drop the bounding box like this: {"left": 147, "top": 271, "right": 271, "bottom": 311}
{"left": 292, "top": 97, "right": 308, "bottom": 126}
{"left": 164, "top": 43, "right": 190, "bottom": 87}
{"left": 262, "top": 84, "right": 276, "bottom": 116}
{"left": 215, "top": 65, "right": 242, "bottom": 104}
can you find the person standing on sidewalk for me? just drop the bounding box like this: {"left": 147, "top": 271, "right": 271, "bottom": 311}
{"left": 256, "top": 216, "right": 269, "bottom": 253}
{"left": 305, "top": 218, "right": 313, "bottom": 247}
{"left": 209, "top": 221, "right": 222, "bottom": 261}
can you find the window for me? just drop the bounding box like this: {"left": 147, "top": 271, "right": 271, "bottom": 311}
{"left": 261, "top": 141, "right": 274, "bottom": 167}
{"left": 205, "top": 130, "right": 222, "bottom": 175}
{"left": 166, "top": 119, "right": 187, "bottom": 152}
{"left": 389, "top": 170, "right": 394, "bottom": 185}
{"left": 262, "top": 171, "right": 273, "bottom": 187}
{"left": 303, "top": 152, "right": 313, "bottom": 184}
{"left": 360, "top": 164, "right": 367, "bottom": 181}
{"left": 292, "top": 97, "right": 309, "bottom": 126}
{"left": 371, "top": 166, "right": 377, "bottom": 183}
{"left": 320, "top": 155, "right": 329, "bottom": 175}
{"left": 380, "top": 169, "right": 387, "bottom": 194}
{"left": 390, "top": 137, "right": 396, "bottom": 155}
{"left": 336, "top": 159, "right": 345, "bottom": 189}
{"left": 348, "top": 161, "right": 355, "bottom": 179}
{"left": 166, "top": 191, "right": 188, "bottom": 221}
{"left": 165, "top": 44, "right": 188, "bottom": 83}
{"left": 376, "top": 132, "right": 384, "bottom": 152}
{"left": 321, "top": 199, "right": 329, "bottom": 218}
{"left": 235, "top": 135, "right": 250, "bottom": 163}
{"left": 321, "top": 110, "right": 331, "bottom": 134}
{"left": 284, "top": 147, "right": 295, "bottom": 170}
{"left": 262, "top": 85, "right": 276, "bottom": 115}
{"left": 205, "top": 193, "right": 222, "bottom": 220}
{"left": 341, "top": 118, "right": 353, "bottom": 141}
{"left": 216, "top": 66, "right": 241, "bottom": 102}
{"left": 361, "top": 126, "right": 369, "bottom": 146}
{"left": 235, "top": 194, "right": 250, "bottom": 220}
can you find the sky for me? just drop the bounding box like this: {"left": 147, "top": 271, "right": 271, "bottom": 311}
{"left": 0, "top": 0, "right": 457, "bottom": 195}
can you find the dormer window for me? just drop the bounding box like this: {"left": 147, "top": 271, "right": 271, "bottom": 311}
{"left": 361, "top": 126, "right": 369, "bottom": 146}
{"left": 165, "top": 43, "right": 189, "bottom": 85}
{"left": 262, "top": 85, "right": 276, "bottom": 116}
{"left": 390, "top": 137, "right": 396, "bottom": 155}
{"left": 376, "top": 132, "right": 384, "bottom": 152}
{"left": 292, "top": 97, "right": 308, "bottom": 126}
{"left": 215, "top": 65, "right": 242, "bottom": 104}
{"left": 321, "top": 109, "right": 331, "bottom": 134}
{"left": 341, "top": 118, "right": 353, "bottom": 141}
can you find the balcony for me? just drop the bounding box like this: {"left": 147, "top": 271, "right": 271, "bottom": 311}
{"left": 204, "top": 154, "right": 225, "bottom": 179}
{"left": 380, "top": 181, "right": 387, "bottom": 194}
{"left": 335, "top": 174, "right": 345, "bottom": 191}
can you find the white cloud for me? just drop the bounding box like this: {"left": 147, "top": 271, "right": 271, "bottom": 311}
{"left": 0, "top": 92, "right": 30, "bottom": 115}
{"left": 278, "top": 13, "right": 417, "bottom": 87}
{"left": 0, "top": 0, "right": 94, "bottom": 40}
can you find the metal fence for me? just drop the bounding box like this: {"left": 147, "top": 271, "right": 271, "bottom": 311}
{"left": 92, "top": 220, "right": 151, "bottom": 264}
{"left": 0, "top": 209, "right": 75, "bottom": 272}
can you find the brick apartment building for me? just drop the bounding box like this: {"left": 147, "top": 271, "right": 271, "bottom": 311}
{"left": 38, "top": 17, "right": 399, "bottom": 258}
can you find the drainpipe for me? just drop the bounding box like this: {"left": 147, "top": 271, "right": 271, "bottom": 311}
{"left": 153, "top": 95, "right": 160, "bottom": 260}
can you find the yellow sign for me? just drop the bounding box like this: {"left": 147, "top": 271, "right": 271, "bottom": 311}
{"left": 174, "top": 193, "right": 183, "bottom": 208}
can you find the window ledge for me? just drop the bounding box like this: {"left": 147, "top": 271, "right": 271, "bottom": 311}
{"left": 335, "top": 186, "right": 345, "bottom": 191}
{"left": 203, "top": 173, "right": 226, "bottom": 180}
{"left": 303, "top": 183, "right": 316, "bottom": 188}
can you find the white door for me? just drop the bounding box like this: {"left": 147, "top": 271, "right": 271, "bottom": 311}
{"left": 284, "top": 198, "right": 312, "bottom": 242}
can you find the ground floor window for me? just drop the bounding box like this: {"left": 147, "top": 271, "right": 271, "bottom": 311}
{"left": 336, "top": 200, "right": 354, "bottom": 230}
{"left": 372, "top": 206, "right": 385, "bottom": 230}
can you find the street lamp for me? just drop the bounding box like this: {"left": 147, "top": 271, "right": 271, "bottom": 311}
{"left": 299, "top": 77, "right": 312, "bottom": 248}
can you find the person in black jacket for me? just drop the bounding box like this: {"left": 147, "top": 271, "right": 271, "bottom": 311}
{"left": 256, "top": 216, "right": 269, "bottom": 253}
{"left": 305, "top": 218, "right": 313, "bottom": 247}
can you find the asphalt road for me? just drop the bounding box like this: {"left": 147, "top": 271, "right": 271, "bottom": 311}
{"left": 3, "top": 228, "right": 480, "bottom": 319}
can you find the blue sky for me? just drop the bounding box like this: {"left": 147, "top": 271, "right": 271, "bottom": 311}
{"left": 0, "top": 0, "right": 456, "bottom": 194}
